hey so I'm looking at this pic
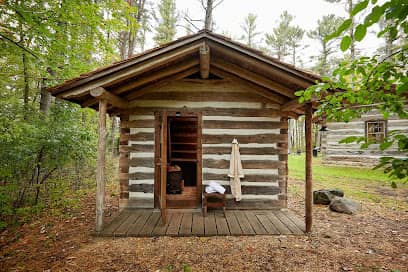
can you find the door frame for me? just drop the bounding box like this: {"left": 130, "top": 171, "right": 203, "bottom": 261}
{"left": 154, "top": 110, "right": 202, "bottom": 208}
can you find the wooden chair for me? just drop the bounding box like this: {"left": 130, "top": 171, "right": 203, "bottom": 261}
{"left": 203, "top": 192, "right": 226, "bottom": 217}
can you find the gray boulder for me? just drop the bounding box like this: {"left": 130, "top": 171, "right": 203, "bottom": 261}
{"left": 329, "top": 197, "right": 361, "bottom": 214}
{"left": 313, "top": 189, "right": 344, "bottom": 205}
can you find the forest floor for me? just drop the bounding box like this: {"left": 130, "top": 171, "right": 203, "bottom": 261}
{"left": 1, "top": 158, "right": 408, "bottom": 272}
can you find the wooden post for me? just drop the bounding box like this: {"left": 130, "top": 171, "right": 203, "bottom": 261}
{"left": 96, "top": 99, "right": 108, "bottom": 232}
{"left": 305, "top": 103, "right": 313, "bottom": 233}
{"left": 200, "top": 44, "right": 210, "bottom": 79}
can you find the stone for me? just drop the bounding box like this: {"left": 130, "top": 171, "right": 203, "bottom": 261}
{"left": 329, "top": 189, "right": 344, "bottom": 197}
{"left": 329, "top": 197, "right": 361, "bottom": 214}
{"left": 313, "top": 189, "right": 345, "bottom": 205}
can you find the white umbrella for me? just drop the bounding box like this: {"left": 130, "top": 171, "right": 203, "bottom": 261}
{"left": 228, "top": 138, "right": 244, "bottom": 201}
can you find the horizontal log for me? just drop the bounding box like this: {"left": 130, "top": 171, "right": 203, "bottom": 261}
{"left": 203, "top": 120, "right": 286, "bottom": 129}
{"left": 139, "top": 91, "right": 266, "bottom": 103}
{"left": 129, "top": 184, "right": 281, "bottom": 195}
{"left": 203, "top": 134, "right": 287, "bottom": 144}
{"left": 129, "top": 133, "right": 154, "bottom": 141}
{"left": 121, "top": 120, "right": 155, "bottom": 128}
{"left": 117, "top": 107, "right": 283, "bottom": 117}
{"left": 225, "top": 199, "right": 285, "bottom": 209}
{"left": 203, "top": 173, "right": 280, "bottom": 182}
{"left": 129, "top": 158, "right": 155, "bottom": 168}
{"left": 120, "top": 144, "right": 155, "bottom": 153}
{"left": 203, "top": 159, "right": 283, "bottom": 169}
{"left": 202, "top": 146, "right": 286, "bottom": 155}
{"left": 129, "top": 172, "right": 155, "bottom": 180}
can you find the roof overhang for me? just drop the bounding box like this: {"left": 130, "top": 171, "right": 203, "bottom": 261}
{"left": 48, "top": 30, "right": 321, "bottom": 116}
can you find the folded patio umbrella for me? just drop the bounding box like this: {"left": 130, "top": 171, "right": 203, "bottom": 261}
{"left": 228, "top": 138, "right": 244, "bottom": 201}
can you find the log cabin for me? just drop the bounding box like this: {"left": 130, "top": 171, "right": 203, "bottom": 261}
{"left": 321, "top": 109, "right": 408, "bottom": 167}
{"left": 48, "top": 30, "right": 319, "bottom": 233}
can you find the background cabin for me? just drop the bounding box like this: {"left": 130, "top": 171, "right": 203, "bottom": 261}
{"left": 321, "top": 109, "right": 408, "bottom": 167}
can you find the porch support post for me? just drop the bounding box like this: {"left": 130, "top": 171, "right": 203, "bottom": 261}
{"left": 96, "top": 99, "right": 108, "bottom": 232}
{"left": 305, "top": 103, "right": 313, "bottom": 233}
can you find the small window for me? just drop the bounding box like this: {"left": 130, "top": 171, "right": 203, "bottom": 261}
{"left": 365, "top": 120, "right": 387, "bottom": 143}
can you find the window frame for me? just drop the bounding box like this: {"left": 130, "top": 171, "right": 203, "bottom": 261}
{"left": 365, "top": 120, "right": 387, "bottom": 144}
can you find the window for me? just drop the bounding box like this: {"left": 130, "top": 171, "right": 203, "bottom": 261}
{"left": 365, "top": 120, "right": 387, "bottom": 143}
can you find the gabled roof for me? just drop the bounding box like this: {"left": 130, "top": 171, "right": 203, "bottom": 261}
{"left": 49, "top": 30, "right": 320, "bottom": 115}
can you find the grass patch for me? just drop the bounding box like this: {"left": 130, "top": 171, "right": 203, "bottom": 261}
{"left": 288, "top": 154, "right": 408, "bottom": 208}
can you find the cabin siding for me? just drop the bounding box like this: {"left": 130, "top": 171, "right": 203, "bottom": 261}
{"left": 119, "top": 79, "right": 288, "bottom": 209}
{"left": 322, "top": 110, "right": 408, "bottom": 167}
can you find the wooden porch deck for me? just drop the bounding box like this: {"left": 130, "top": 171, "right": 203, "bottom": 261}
{"left": 98, "top": 209, "right": 305, "bottom": 237}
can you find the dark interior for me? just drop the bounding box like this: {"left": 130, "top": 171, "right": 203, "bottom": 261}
{"left": 167, "top": 116, "right": 198, "bottom": 187}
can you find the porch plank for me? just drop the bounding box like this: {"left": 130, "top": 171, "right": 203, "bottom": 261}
{"left": 225, "top": 211, "right": 242, "bottom": 235}
{"left": 152, "top": 213, "right": 173, "bottom": 236}
{"left": 139, "top": 211, "right": 161, "bottom": 236}
{"left": 114, "top": 211, "right": 142, "bottom": 236}
{"left": 166, "top": 212, "right": 183, "bottom": 236}
{"left": 99, "top": 209, "right": 306, "bottom": 237}
{"left": 234, "top": 211, "right": 255, "bottom": 235}
{"left": 275, "top": 210, "right": 304, "bottom": 235}
{"left": 214, "top": 211, "right": 229, "bottom": 235}
{"left": 127, "top": 210, "right": 152, "bottom": 236}
{"left": 256, "top": 214, "right": 279, "bottom": 235}
{"left": 191, "top": 213, "right": 205, "bottom": 236}
{"left": 179, "top": 212, "right": 193, "bottom": 236}
{"left": 204, "top": 213, "right": 217, "bottom": 236}
{"left": 244, "top": 211, "right": 267, "bottom": 235}
{"left": 266, "top": 212, "right": 292, "bottom": 235}
{"left": 285, "top": 210, "right": 306, "bottom": 232}
{"left": 101, "top": 210, "right": 131, "bottom": 235}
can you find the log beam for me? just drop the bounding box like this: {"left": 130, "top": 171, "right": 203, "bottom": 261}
{"left": 281, "top": 98, "right": 302, "bottom": 112}
{"left": 113, "top": 58, "right": 199, "bottom": 95}
{"left": 126, "top": 66, "right": 200, "bottom": 101}
{"left": 96, "top": 99, "right": 108, "bottom": 232}
{"left": 211, "top": 58, "right": 295, "bottom": 98}
{"left": 90, "top": 87, "right": 129, "bottom": 109}
{"left": 200, "top": 44, "right": 210, "bottom": 79}
{"left": 210, "top": 67, "right": 286, "bottom": 104}
{"left": 305, "top": 103, "right": 313, "bottom": 233}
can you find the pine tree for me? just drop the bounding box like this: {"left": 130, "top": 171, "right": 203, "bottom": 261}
{"left": 153, "top": 0, "right": 178, "bottom": 45}
{"left": 308, "top": 15, "right": 343, "bottom": 75}
{"left": 240, "top": 13, "right": 261, "bottom": 48}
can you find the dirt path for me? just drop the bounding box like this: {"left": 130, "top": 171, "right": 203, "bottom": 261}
{"left": 1, "top": 180, "right": 407, "bottom": 272}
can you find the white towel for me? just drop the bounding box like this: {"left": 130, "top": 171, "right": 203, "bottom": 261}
{"left": 205, "top": 181, "right": 226, "bottom": 194}
{"left": 228, "top": 138, "right": 244, "bottom": 201}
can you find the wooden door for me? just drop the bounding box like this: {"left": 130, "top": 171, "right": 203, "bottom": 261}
{"left": 155, "top": 112, "right": 168, "bottom": 224}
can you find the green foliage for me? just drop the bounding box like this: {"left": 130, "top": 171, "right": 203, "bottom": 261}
{"left": 153, "top": 0, "right": 178, "bottom": 45}
{"left": 308, "top": 14, "right": 344, "bottom": 75}
{"left": 240, "top": 13, "right": 262, "bottom": 47}
{"left": 299, "top": 0, "right": 408, "bottom": 182}
{"left": 265, "top": 10, "right": 304, "bottom": 63}
{"left": 0, "top": 0, "right": 134, "bottom": 230}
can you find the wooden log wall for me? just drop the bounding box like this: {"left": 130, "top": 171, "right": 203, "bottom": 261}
{"left": 118, "top": 79, "right": 289, "bottom": 209}
{"left": 322, "top": 109, "right": 408, "bottom": 167}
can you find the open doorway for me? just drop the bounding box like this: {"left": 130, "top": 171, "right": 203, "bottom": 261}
{"left": 154, "top": 112, "right": 202, "bottom": 209}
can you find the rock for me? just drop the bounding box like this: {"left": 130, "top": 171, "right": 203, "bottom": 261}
{"left": 329, "top": 197, "right": 361, "bottom": 214}
{"left": 313, "top": 189, "right": 345, "bottom": 205}
{"left": 329, "top": 189, "right": 344, "bottom": 197}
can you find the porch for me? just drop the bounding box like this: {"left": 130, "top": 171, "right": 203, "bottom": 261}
{"left": 98, "top": 209, "right": 305, "bottom": 237}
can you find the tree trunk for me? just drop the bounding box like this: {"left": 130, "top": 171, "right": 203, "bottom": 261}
{"left": 22, "top": 53, "right": 30, "bottom": 115}
{"left": 205, "top": 0, "right": 213, "bottom": 31}
{"left": 348, "top": 0, "right": 355, "bottom": 60}
{"left": 39, "top": 78, "right": 51, "bottom": 114}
